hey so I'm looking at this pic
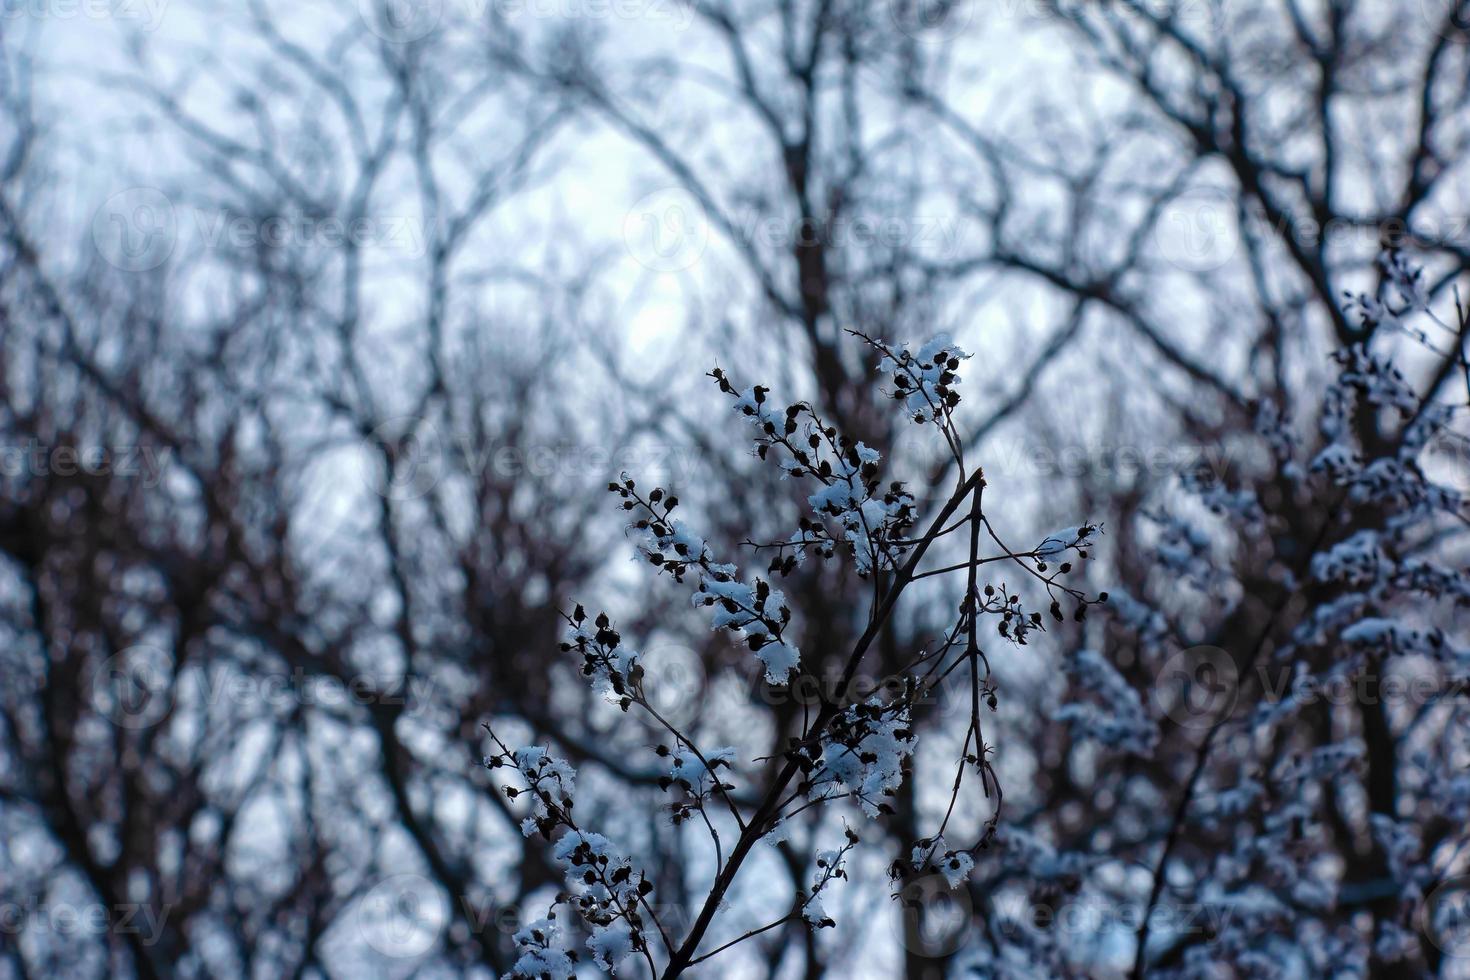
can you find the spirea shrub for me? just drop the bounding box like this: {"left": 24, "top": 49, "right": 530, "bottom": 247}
{"left": 484, "top": 332, "right": 1105, "bottom": 977}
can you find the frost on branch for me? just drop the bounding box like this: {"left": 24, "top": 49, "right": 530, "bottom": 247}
{"left": 693, "top": 574, "right": 799, "bottom": 681}
{"left": 1340, "top": 617, "right": 1466, "bottom": 662}
{"left": 711, "top": 369, "right": 918, "bottom": 576}
{"left": 909, "top": 835, "right": 975, "bottom": 888}
{"left": 1309, "top": 530, "right": 1390, "bottom": 589}
{"left": 1325, "top": 343, "right": 1420, "bottom": 426}
{"left": 659, "top": 745, "right": 736, "bottom": 802}
{"left": 800, "top": 832, "right": 857, "bottom": 928}
{"left": 1143, "top": 506, "right": 1231, "bottom": 592}
{"left": 801, "top": 694, "right": 916, "bottom": 818}
{"left": 562, "top": 605, "right": 640, "bottom": 707}
{"left": 488, "top": 745, "right": 576, "bottom": 840}
{"left": 803, "top": 443, "right": 916, "bottom": 576}
{"left": 1053, "top": 648, "right": 1158, "bottom": 756}
{"left": 1346, "top": 251, "right": 1430, "bottom": 339}
{"left": 870, "top": 333, "right": 970, "bottom": 425}
{"left": 551, "top": 831, "right": 651, "bottom": 972}
{"left": 1033, "top": 524, "right": 1093, "bottom": 560}
{"left": 505, "top": 917, "right": 576, "bottom": 980}
{"left": 485, "top": 735, "right": 655, "bottom": 975}
{"left": 611, "top": 476, "right": 801, "bottom": 683}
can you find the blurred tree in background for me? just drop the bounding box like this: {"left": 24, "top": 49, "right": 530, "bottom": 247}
{"left": 1, "top": 1, "right": 1469, "bottom": 977}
